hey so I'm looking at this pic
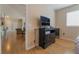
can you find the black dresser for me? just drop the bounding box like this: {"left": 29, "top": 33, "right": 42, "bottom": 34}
{"left": 39, "top": 16, "right": 59, "bottom": 49}
{"left": 39, "top": 27, "right": 56, "bottom": 49}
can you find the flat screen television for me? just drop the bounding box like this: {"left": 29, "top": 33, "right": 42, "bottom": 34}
{"left": 40, "top": 16, "right": 50, "bottom": 26}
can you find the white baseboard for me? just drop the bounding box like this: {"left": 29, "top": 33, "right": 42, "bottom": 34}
{"left": 25, "top": 45, "right": 35, "bottom": 50}
{"left": 60, "top": 37, "right": 74, "bottom": 42}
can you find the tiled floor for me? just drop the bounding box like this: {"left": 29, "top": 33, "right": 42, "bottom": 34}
{"left": 1, "top": 33, "right": 75, "bottom": 54}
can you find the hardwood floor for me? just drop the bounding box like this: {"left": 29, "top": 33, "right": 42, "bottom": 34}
{"left": 1, "top": 33, "right": 75, "bottom": 54}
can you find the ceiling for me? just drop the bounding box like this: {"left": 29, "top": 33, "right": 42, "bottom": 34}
{"left": 28, "top": 4, "right": 73, "bottom": 10}
{"left": 0, "top": 4, "right": 73, "bottom": 11}
{"left": 0, "top": 4, "right": 73, "bottom": 10}
{"left": 0, "top": 4, "right": 73, "bottom": 17}
{"left": 0, "top": 4, "right": 26, "bottom": 17}
{"left": 50, "top": 4, "right": 73, "bottom": 10}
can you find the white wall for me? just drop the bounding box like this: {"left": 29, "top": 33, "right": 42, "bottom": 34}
{"left": 25, "top": 5, "right": 55, "bottom": 50}
{"left": 55, "top": 5, "right": 79, "bottom": 40}
{"left": 0, "top": 5, "right": 26, "bottom": 30}
{"left": 28, "top": 5, "right": 55, "bottom": 27}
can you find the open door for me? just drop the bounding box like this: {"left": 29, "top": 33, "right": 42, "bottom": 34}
{"left": 0, "top": 17, "right": 5, "bottom": 53}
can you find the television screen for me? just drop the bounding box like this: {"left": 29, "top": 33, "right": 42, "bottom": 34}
{"left": 40, "top": 16, "right": 50, "bottom": 26}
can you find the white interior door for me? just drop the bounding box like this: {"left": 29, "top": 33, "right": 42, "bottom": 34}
{"left": 5, "top": 16, "right": 12, "bottom": 31}
{"left": 4, "top": 16, "right": 16, "bottom": 40}
{"left": 0, "top": 26, "right": 3, "bottom": 53}
{"left": 0, "top": 17, "right": 4, "bottom": 54}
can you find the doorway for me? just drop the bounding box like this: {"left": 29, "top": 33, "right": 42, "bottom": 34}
{"left": 0, "top": 4, "right": 26, "bottom": 54}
